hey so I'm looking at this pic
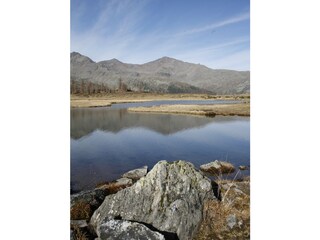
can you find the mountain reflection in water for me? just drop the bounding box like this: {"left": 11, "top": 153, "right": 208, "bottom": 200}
{"left": 71, "top": 105, "right": 250, "bottom": 192}
{"left": 71, "top": 108, "right": 229, "bottom": 139}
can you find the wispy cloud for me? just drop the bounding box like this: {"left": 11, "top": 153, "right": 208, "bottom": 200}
{"left": 71, "top": 0, "right": 149, "bottom": 60}
{"left": 174, "top": 37, "right": 249, "bottom": 60}
{"left": 208, "top": 49, "right": 250, "bottom": 70}
{"left": 176, "top": 12, "right": 250, "bottom": 36}
{"left": 71, "top": 1, "right": 250, "bottom": 70}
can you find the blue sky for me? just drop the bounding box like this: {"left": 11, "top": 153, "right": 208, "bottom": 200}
{"left": 71, "top": 0, "right": 250, "bottom": 70}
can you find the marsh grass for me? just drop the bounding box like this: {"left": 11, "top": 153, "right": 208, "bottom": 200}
{"left": 71, "top": 225, "right": 89, "bottom": 240}
{"left": 128, "top": 103, "right": 250, "bottom": 117}
{"left": 70, "top": 201, "right": 92, "bottom": 220}
{"left": 196, "top": 197, "right": 250, "bottom": 240}
{"left": 71, "top": 93, "right": 250, "bottom": 108}
{"left": 196, "top": 167, "right": 250, "bottom": 239}
{"left": 95, "top": 181, "right": 132, "bottom": 195}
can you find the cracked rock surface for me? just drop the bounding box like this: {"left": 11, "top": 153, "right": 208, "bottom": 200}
{"left": 97, "top": 219, "right": 165, "bottom": 240}
{"left": 90, "top": 160, "right": 215, "bottom": 240}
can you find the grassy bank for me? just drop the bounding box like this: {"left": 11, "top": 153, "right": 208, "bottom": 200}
{"left": 70, "top": 93, "right": 250, "bottom": 108}
{"left": 195, "top": 178, "right": 250, "bottom": 239}
{"left": 128, "top": 103, "right": 250, "bottom": 117}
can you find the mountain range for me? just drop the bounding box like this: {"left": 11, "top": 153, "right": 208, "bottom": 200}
{"left": 70, "top": 52, "right": 250, "bottom": 94}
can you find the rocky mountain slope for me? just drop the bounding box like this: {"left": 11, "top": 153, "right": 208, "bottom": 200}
{"left": 71, "top": 52, "right": 250, "bottom": 94}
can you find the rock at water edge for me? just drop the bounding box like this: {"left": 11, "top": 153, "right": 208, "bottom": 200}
{"left": 122, "top": 166, "right": 148, "bottom": 180}
{"left": 90, "top": 160, "right": 215, "bottom": 240}
{"left": 200, "top": 160, "right": 235, "bottom": 175}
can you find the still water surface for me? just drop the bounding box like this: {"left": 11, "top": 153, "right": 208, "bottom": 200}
{"left": 71, "top": 100, "right": 250, "bottom": 192}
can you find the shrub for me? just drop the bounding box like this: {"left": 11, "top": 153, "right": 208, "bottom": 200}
{"left": 70, "top": 201, "right": 92, "bottom": 220}
{"left": 72, "top": 226, "right": 89, "bottom": 240}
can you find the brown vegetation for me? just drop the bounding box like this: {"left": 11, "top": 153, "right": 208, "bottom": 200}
{"left": 70, "top": 201, "right": 92, "bottom": 220}
{"left": 128, "top": 103, "right": 250, "bottom": 117}
{"left": 70, "top": 93, "right": 250, "bottom": 108}
{"left": 71, "top": 225, "right": 89, "bottom": 240}
{"left": 71, "top": 92, "right": 249, "bottom": 100}
{"left": 70, "top": 98, "right": 112, "bottom": 108}
{"left": 95, "top": 181, "right": 132, "bottom": 195}
{"left": 195, "top": 179, "right": 250, "bottom": 239}
{"left": 71, "top": 80, "right": 111, "bottom": 95}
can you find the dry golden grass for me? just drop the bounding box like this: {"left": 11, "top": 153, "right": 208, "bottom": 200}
{"left": 70, "top": 93, "right": 250, "bottom": 108}
{"left": 95, "top": 181, "right": 132, "bottom": 195}
{"left": 70, "top": 99, "right": 112, "bottom": 108}
{"left": 70, "top": 201, "right": 92, "bottom": 220}
{"left": 195, "top": 179, "right": 250, "bottom": 240}
{"left": 71, "top": 225, "right": 89, "bottom": 240}
{"left": 128, "top": 103, "right": 250, "bottom": 117}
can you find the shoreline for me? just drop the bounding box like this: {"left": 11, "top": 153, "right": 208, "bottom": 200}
{"left": 71, "top": 160, "right": 250, "bottom": 239}
{"left": 70, "top": 93, "right": 250, "bottom": 108}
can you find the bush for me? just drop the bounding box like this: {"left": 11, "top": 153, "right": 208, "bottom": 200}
{"left": 70, "top": 201, "right": 92, "bottom": 220}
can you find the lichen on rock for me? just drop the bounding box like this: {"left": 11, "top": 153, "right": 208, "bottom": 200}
{"left": 90, "top": 160, "right": 215, "bottom": 240}
{"left": 97, "top": 219, "right": 165, "bottom": 240}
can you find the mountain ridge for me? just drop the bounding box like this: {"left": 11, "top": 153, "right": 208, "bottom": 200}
{"left": 70, "top": 52, "right": 250, "bottom": 94}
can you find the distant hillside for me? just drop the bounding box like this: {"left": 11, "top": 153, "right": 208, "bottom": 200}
{"left": 70, "top": 52, "right": 250, "bottom": 94}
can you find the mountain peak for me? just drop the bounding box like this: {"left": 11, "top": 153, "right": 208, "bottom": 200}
{"left": 70, "top": 52, "right": 250, "bottom": 94}
{"left": 160, "top": 56, "right": 173, "bottom": 60}
{"left": 70, "top": 51, "right": 81, "bottom": 57}
{"left": 158, "top": 56, "right": 177, "bottom": 61}
{"left": 109, "top": 58, "right": 122, "bottom": 63}
{"left": 97, "top": 58, "right": 124, "bottom": 67}
{"left": 70, "top": 52, "right": 95, "bottom": 63}
{"left": 147, "top": 56, "right": 181, "bottom": 65}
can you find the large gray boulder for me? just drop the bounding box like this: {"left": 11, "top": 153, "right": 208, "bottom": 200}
{"left": 122, "top": 166, "right": 148, "bottom": 180}
{"left": 97, "top": 219, "right": 165, "bottom": 240}
{"left": 90, "top": 160, "right": 215, "bottom": 240}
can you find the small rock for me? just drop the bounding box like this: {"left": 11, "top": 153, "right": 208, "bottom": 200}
{"left": 200, "top": 160, "right": 235, "bottom": 175}
{"left": 238, "top": 219, "right": 243, "bottom": 228}
{"left": 71, "top": 189, "right": 107, "bottom": 208}
{"left": 70, "top": 220, "right": 88, "bottom": 228}
{"left": 115, "top": 178, "right": 132, "bottom": 185}
{"left": 122, "top": 166, "right": 148, "bottom": 180}
{"left": 98, "top": 219, "right": 165, "bottom": 240}
{"left": 239, "top": 165, "right": 248, "bottom": 170}
{"left": 226, "top": 214, "right": 237, "bottom": 229}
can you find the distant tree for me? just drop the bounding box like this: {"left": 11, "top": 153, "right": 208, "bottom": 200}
{"left": 80, "top": 80, "right": 85, "bottom": 94}
{"left": 118, "top": 78, "right": 127, "bottom": 92}
{"left": 88, "top": 82, "right": 93, "bottom": 94}
{"left": 70, "top": 80, "right": 75, "bottom": 94}
{"left": 70, "top": 79, "right": 113, "bottom": 95}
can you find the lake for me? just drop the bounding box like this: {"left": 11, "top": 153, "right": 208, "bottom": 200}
{"left": 71, "top": 100, "right": 250, "bottom": 192}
